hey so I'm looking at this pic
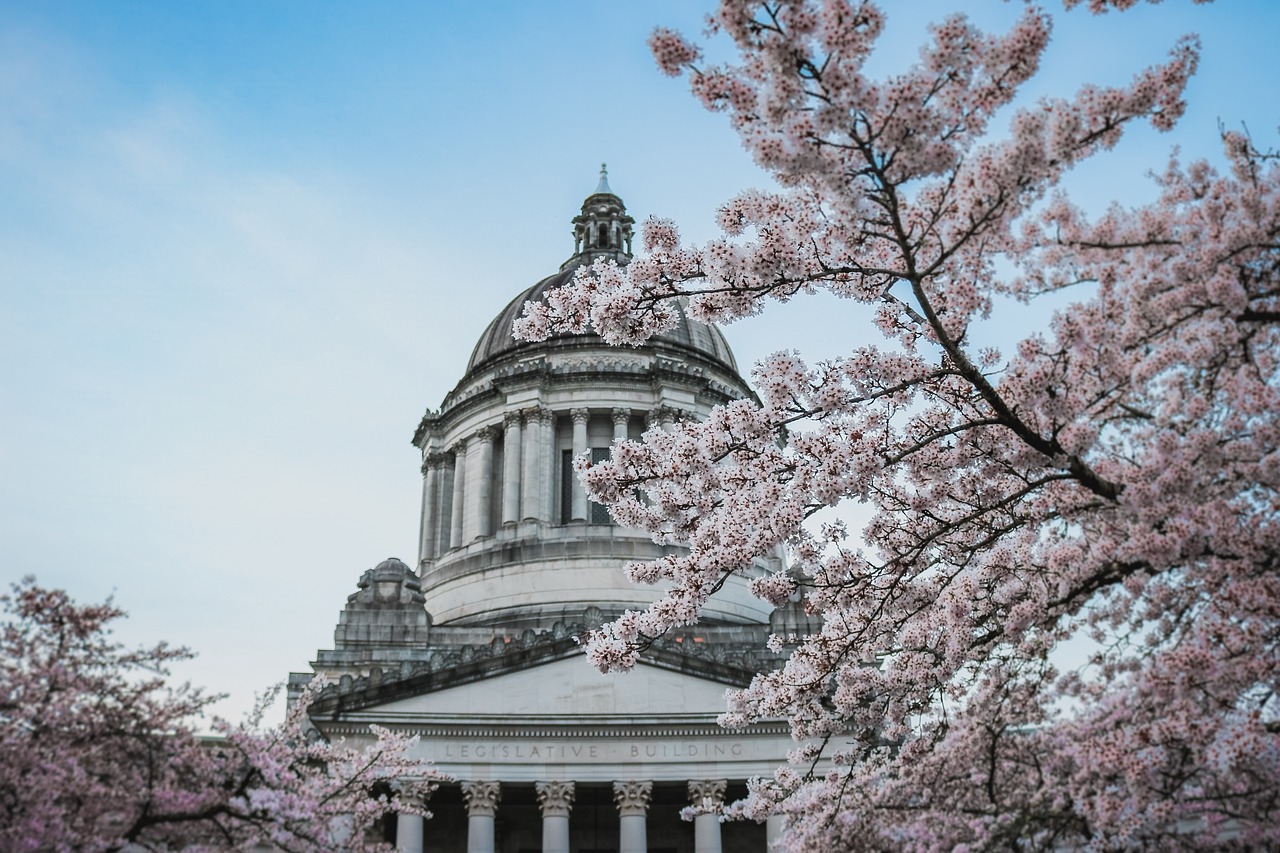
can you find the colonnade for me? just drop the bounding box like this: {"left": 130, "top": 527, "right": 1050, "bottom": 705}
{"left": 395, "top": 778, "right": 782, "bottom": 853}
{"left": 419, "top": 406, "right": 683, "bottom": 562}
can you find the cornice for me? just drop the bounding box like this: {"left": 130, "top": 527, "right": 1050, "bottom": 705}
{"left": 315, "top": 720, "right": 791, "bottom": 740}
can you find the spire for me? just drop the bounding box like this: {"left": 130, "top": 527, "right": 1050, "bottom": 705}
{"left": 565, "top": 164, "right": 635, "bottom": 269}
{"left": 595, "top": 162, "right": 613, "bottom": 195}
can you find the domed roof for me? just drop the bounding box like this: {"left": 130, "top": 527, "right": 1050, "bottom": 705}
{"left": 465, "top": 265, "right": 740, "bottom": 376}
{"left": 465, "top": 166, "right": 740, "bottom": 377}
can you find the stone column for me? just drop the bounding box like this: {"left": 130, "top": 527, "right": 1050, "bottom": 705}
{"left": 661, "top": 407, "right": 678, "bottom": 432}
{"left": 535, "top": 781, "right": 575, "bottom": 853}
{"left": 570, "top": 408, "right": 589, "bottom": 522}
{"left": 418, "top": 453, "right": 446, "bottom": 563}
{"left": 396, "top": 810, "right": 423, "bottom": 853}
{"left": 465, "top": 427, "right": 496, "bottom": 541}
{"left": 520, "top": 407, "right": 543, "bottom": 521}
{"left": 613, "top": 780, "right": 652, "bottom": 853}
{"left": 449, "top": 438, "right": 467, "bottom": 549}
{"left": 438, "top": 457, "right": 454, "bottom": 553}
{"left": 538, "top": 408, "right": 556, "bottom": 522}
{"left": 417, "top": 456, "right": 431, "bottom": 565}
{"left": 394, "top": 787, "right": 430, "bottom": 853}
{"left": 688, "top": 779, "right": 727, "bottom": 853}
{"left": 611, "top": 407, "right": 631, "bottom": 443}
{"left": 461, "top": 781, "right": 500, "bottom": 853}
{"left": 501, "top": 411, "right": 522, "bottom": 525}
{"left": 766, "top": 814, "right": 786, "bottom": 851}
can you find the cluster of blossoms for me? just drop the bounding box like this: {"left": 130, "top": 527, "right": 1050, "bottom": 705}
{"left": 517, "top": 1, "right": 1278, "bottom": 850}
{"left": 0, "top": 579, "right": 443, "bottom": 852}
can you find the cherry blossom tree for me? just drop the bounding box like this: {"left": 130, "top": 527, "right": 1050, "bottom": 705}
{"left": 516, "top": 1, "right": 1279, "bottom": 849}
{"left": 0, "top": 578, "right": 441, "bottom": 852}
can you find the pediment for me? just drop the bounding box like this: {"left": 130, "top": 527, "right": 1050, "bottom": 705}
{"left": 344, "top": 655, "right": 738, "bottom": 719}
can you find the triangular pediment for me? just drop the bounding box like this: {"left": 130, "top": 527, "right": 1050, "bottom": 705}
{"left": 305, "top": 629, "right": 763, "bottom": 721}
{"left": 335, "top": 655, "right": 740, "bottom": 719}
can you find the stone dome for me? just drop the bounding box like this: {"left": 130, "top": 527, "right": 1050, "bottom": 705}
{"left": 465, "top": 267, "right": 740, "bottom": 377}
{"left": 410, "top": 168, "right": 776, "bottom": 631}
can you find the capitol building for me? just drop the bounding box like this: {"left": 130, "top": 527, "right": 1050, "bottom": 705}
{"left": 291, "top": 171, "right": 810, "bottom": 852}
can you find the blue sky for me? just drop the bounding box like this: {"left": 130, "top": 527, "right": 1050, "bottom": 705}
{"left": 1, "top": 1, "right": 1276, "bottom": 724}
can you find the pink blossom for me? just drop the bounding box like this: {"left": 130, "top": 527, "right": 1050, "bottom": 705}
{"left": 0, "top": 578, "right": 444, "bottom": 852}
{"left": 514, "top": 0, "right": 1278, "bottom": 848}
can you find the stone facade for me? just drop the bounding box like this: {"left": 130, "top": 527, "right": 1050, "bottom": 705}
{"left": 293, "top": 169, "right": 813, "bottom": 852}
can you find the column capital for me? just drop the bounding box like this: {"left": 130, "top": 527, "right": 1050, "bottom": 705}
{"left": 522, "top": 404, "right": 550, "bottom": 421}
{"left": 645, "top": 406, "right": 670, "bottom": 429}
{"left": 535, "top": 780, "right": 576, "bottom": 818}
{"left": 611, "top": 407, "right": 631, "bottom": 424}
{"left": 424, "top": 451, "right": 449, "bottom": 471}
{"left": 461, "top": 780, "right": 501, "bottom": 817}
{"left": 688, "top": 778, "right": 727, "bottom": 810}
{"left": 612, "top": 780, "right": 653, "bottom": 816}
{"left": 570, "top": 407, "right": 590, "bottom": 423}
{"left": 503, "top": 410, "right": 523, "bottom": 428}
{"left": 451, "top": 436, "right": 469, "bottom": 456}
{"left": 474, "top": 425, "right": 498, "bottom": 444}
{"left": 393, "top": 781, "right": 434, "bottom": 811}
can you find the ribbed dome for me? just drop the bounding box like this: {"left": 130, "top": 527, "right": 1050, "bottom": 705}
{"left": 461, "top": 167, "right": 741, "bottom": 378}
{"left": 466, "top": 264, "right": 740, "bottom": 376}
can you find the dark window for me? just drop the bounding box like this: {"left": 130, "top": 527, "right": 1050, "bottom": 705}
{"left": 562, "top": 448, "right": 614, "bottom": 524}
{"left": 560, "top": 449, "right": 573, "bottom": 523}
{"left": 590, "top": 447, "right": 611, "bottom": 524}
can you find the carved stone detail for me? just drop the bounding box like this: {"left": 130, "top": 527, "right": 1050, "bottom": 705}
{"left": 645, "top": 406, "right": 677, "bottom": 429}
{"left": 422, "top": 451, "right": 448, "bottom": 474}
{"left": 612, "top": 780, "right": 653, "bottom": 816}
{"left": 688, "top": 779, "right": 727, "bottom": 808}
{"left": 555, "top": 355, "right": 646, "bottom": 372}
{"left": 570, "top": 407, "right": 590, "bottom": 423}
{"left": 535, "top": 780, "right": 576, "bottom": 817}
{"left": 611, "top": 407, "right": 631, "bottom": 425}
{"left": 474, "top": 425, "right": 497, "bottom": 444}
{"left": 393, "top": 781, "right": 433, "bottom": 809}
{"left": 461, "top": 780, "right": 501, "bottom": 817}
{"left": 522, "top": 404, "right": 550, "bottom": 422}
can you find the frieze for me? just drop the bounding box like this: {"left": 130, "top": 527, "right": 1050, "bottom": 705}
{"left": 438, "top": 741, "right": 748, "bottom": 762}
{"left": 654, "top": 356, "right": 705, "bottom": 376}
{"left": 491, "top": 357, "right": 548, "bottom": 380}
{"left": 551, "top": 354, "right": 648, "bottom": 373}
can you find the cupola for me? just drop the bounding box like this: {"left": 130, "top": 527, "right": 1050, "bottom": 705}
{"left": 567, "top": 164, "right": 634, "bottom": 267}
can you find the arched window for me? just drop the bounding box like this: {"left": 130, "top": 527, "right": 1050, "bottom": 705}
{"left": 598, "top": 223, "right": 609, "bottom": 248}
